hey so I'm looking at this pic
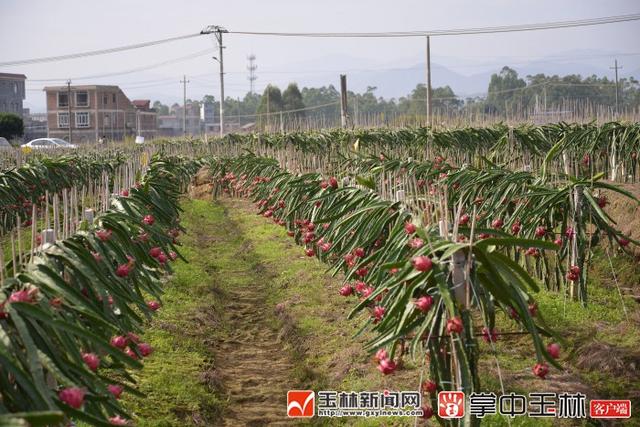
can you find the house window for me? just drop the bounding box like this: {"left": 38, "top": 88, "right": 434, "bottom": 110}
{"left": 58, "top": 112, "right": 69, "bottom": 128}
{"left": 104, "top": 115, "right": 111, "bottom": 127}
{"left": 75, "top": 112, "right": 90, "bottom": 128}
{"left": 58, "top": 92, "right": 69, "bottom": 107}
{"left": 112, "top": 93, "right": 116, "bottom": 103}
{"left": 76, "top": 92, "right": 89, "bottom": 107}
{"left": 103, "top": 94, "right": 108, "bottom": 105}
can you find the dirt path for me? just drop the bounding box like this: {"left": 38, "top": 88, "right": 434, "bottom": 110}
{"left": 204, "top": 204, "right": 294, "bottom": 426}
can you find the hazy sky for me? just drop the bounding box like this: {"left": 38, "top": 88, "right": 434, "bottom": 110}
{"left": 1, "top": 0, "right": 639, "bottom": 111}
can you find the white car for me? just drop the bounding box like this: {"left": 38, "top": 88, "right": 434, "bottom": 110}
{"left": 22, "top": 138, "right": 77, "bottom": 149}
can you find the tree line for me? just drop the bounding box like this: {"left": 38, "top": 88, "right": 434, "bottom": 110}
{"left": 151, "top": 66, "right": 640, "bottom": 125}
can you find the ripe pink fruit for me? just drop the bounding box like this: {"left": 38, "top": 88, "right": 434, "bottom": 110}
{"left": 305, "top": 248, "right": 315, "bottom": 257}
{"left": 421, "top": 380, "right": 437, "bottom": 394}
{"left": 142, "top": 214, "right": 155, "bottom": 226}
{"left": 535, "top": 226, "right": 547, "bottom": 238}
{"left": 339, "top": 285, "right": 353, "bottom": 296}
{"left": 109, "top": 415, "right": 129, "bottom": 425}
{"left": 361, "top": 287, "right": 374, "bottom": 298}
{"left": 408, "top": 238, "right": 424, "bottom": 249}
{"left": 554, "top": 238, "right": 563, "bottom": 246}
{"left": 565, "top": 227, "right": 575, "bottom": 239}
{"left": 157, "top": 252, "right": 168, "bottom": 264}
{"left": 511, "top": 221, "right": 521, "bottom": 234}
{"left": 124, "top": 347, "right": 138, "bottom": 359}
{"left": 110, "top": 335, "right": 128, "bottom": 349}
{"left": 329, "top": 177, "right": 338, "bottom": 189}
{"left": 404, "top": 222, "right": 417, "bottom": 234}
{"left": 120, "top": 189, "right": 129, "bottom": 197}
{"left": 533, "top": 362, "right": 549, "bottom": 379}
{"left": 356, "top": 267, "right": 368, "bottom": 277}
{"left": 108, "top": 384, "right": 124, "bottom": 399}
{"left": 508, "top": 306, "right": 519, "bottom": 320}
{"left": 373, "top": 306, "right": 385, "bottom": 321}
{"left": 421, "top": 406, "right": 434, "bottom": 419}
{"left": 547, "top": 343, "right": 561, "bottom": 359}
{"left": 446, "top": 317, "right": 463, "bottom": 334}
{"left": 147, "top": 301, "right": 160, "bottom": 311}
{"left": 377, "top": 358, "right": 397, "bottom": 375}
{"left": 138, "top": 342, "right": 153, "bottom": 357}
{"left": 491, "top": 218, "right": 504, "bottom": 229}
{"left": 619, "top": 237, "right": 630, "bottom": 247}
{"left": 525, "top": 247, "right": 540, "bottom": 258}
{"left": 597, "top": 195, "right": 608, "bottom": 208}
{"left": 320, "top": 180, "right": 328, "bottom": 189}
{"left": 375, "top": 348, "right": 388, "bottom": 361}
{"left": 354, "top": 281, "right": 367, "bottom": 293}
{"left": 459, "top": 213, "right": 470, "bottom": 226}
{"left": 481, "top": 327, "right": 498, "bottom": 343}
{"left": 96, "top": 229, "right": 112, "bottom": 241}
{"left": 90, "top": 251, "right": 102, "bottom": 262}
{"left": 168, "top": 251, "right": 177, "bottom": 261}
{"left": 566, "top": 272, "right": 578, "bottom": 282}
{"left": 116, "top": 264, "right": 130, "bottom": 277}
{"left": 354, "top": 247, "right": 365, "bottom": 258}
{"left": 82, "top": 352, "right": 100, "bottom": 371}
{"left": 58, "top": 387, "right": 85, "bottom": 409}
{"left": 414, "top": 296, "right": 434, "bottom": 313}
{"left": 9, "top": 289, "right": 36, "bottom": 304}
{"left": 149, "top": 247, "right": 162, "bottom": 258}
{"left": 263, "top": 210, "right": 273, "bottom": 218}
{"left": 287, "top": 231, "right": 295, "bottom": 237}
{"left": 528, "top": 303, "right": 538, "bottom": 317}
{"left": 412, "top": 256, "right": 433, "bottom": 272}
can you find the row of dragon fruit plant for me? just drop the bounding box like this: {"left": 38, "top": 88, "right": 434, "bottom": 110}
{"left": 0, "top": 155, "right": 200, "bottom": 426}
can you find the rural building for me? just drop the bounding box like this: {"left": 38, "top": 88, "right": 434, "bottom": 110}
{"left": 43, "top": 85, "right": 157, "bottom": 143}
{"left": 0, "top": 73, "right": 27, "bottom": 117}
{"left": 158, "top": 102, "right": 201, "bottom": 136}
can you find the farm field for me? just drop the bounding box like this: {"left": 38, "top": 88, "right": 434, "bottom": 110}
{"left": 1, "top": 122, "right": 639, "bottom": 426}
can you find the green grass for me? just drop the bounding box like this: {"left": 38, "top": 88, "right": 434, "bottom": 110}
{"left": 119, "top": 200, "right": 225, "bottom": 426}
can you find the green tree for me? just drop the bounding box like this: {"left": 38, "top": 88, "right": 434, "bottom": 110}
{"left": 257, "top": 85, "right": 284, "bottom": 114}
{"left": 397, "top": 84, "right": 461, "bottom": 116}
{"left": 282, "top": 83, "right": 306, "bottom": 116}
{"left": 0, "top": 113, "right": 24, "bottom": 140}
{"left": 152, "top": 101, "right": 169, "bottom": 115}
{"left": 301, "top": 85, "right": 341, "bottom": 118}
{"left": 485, "top": 66, "right": 527, "bottom": 114}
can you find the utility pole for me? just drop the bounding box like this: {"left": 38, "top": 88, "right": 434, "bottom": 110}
{"left": 201, "top": 25, "right": 228, "bottom": 137}
{"left": 247, "top": 54, "right": 257, "bottom": 94}
{"left": 180, "top": 75, "right": 189, "bottom": 136}
{"left": 610, "top": 59, "right": 622, "bottom": 116}
{"left": 425, "top": 36, "right": 432, "bottom": 127}
{"left": 340, "top": 74, "right": 348, "bottom": 128}
{"left": 66, "top": 80, "right": 72, "bottom": 143}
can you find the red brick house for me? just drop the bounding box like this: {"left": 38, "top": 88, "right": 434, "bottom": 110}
{"left": 44, "top": 85, "right": 157, "bottom": 143}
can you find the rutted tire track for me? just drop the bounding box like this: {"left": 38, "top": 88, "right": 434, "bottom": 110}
{"left": 204, "top": 204, "right": 294, "bottom": 426}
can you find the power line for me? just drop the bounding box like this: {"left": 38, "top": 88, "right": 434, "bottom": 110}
{"left": 229, "top": 14, "right": 640, "bottom": 38}
{"left": 28, "top": 48, "right": 214, "bottom": 83}
{"left": 0, "top": 33, "right": 203, "bottom": 67}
